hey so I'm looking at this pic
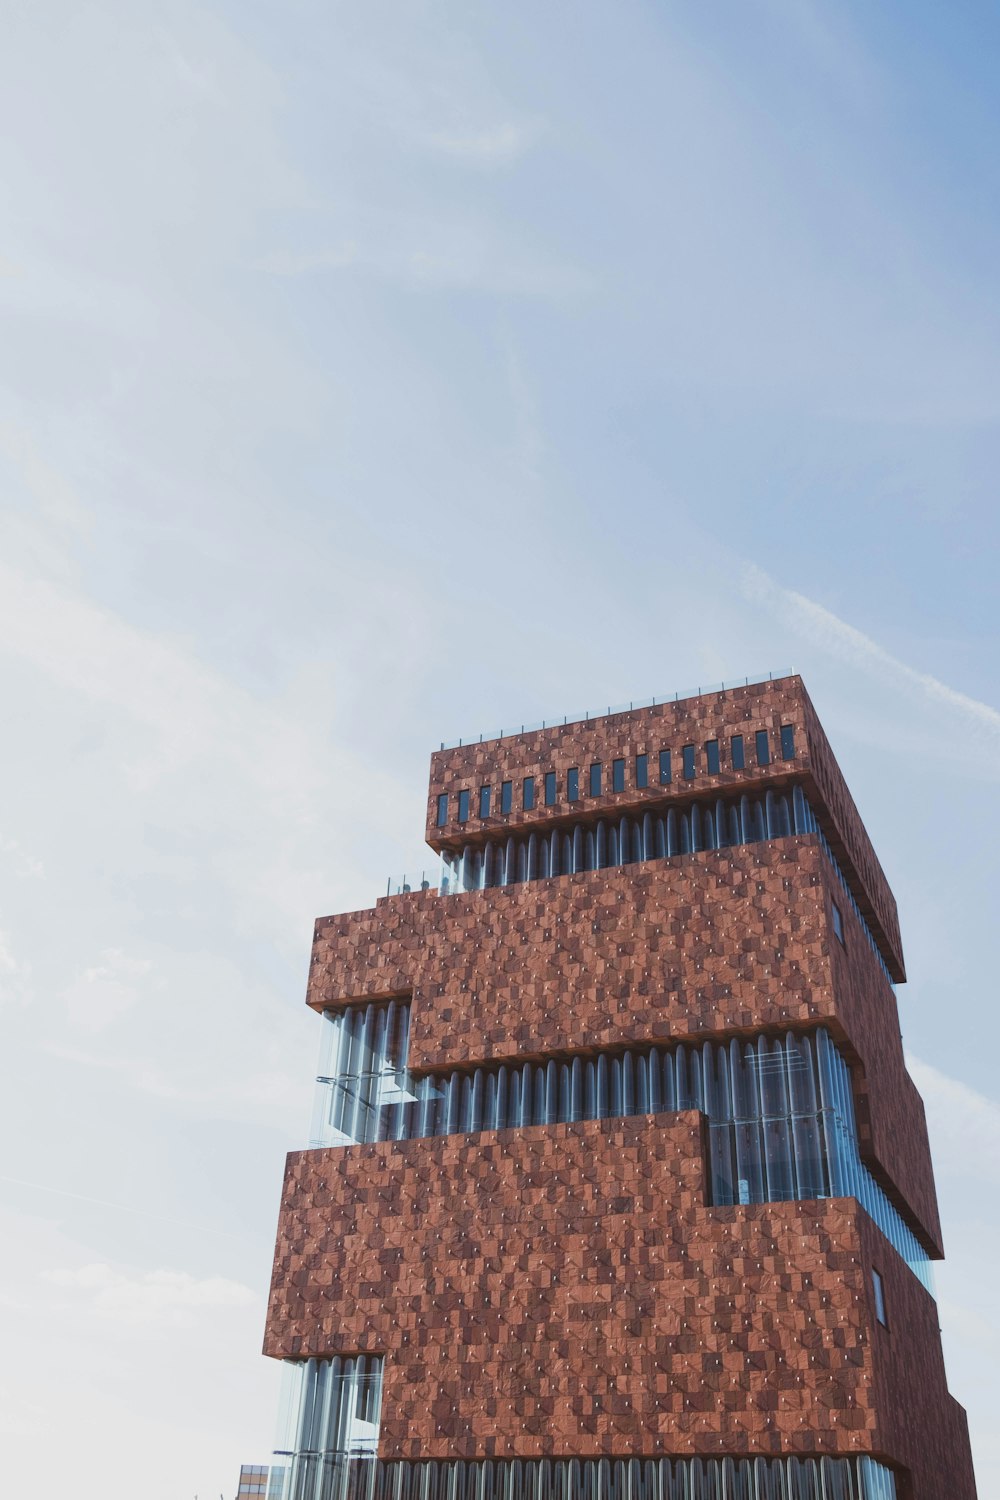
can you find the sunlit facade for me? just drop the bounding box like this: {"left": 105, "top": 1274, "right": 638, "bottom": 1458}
{"left": 263, "top": 675, "right": 976, "bottom": 1500}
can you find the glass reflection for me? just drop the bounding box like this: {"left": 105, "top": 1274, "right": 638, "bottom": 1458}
{"left": 310, "top": 1005, "right": 931, "bottom": 1293}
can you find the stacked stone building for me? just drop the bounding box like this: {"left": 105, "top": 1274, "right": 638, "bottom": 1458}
{"left": 264, "top": 675, "right": 976, "bottom": 1500}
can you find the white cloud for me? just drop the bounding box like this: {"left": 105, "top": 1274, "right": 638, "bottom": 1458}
{"left": 0, "top": 833, "right": 44, "bottom": 879}
{"left": 43, "top": 1262, "right": 257, "bottom": 1328}
{"left": 426, "top": 119, "right": 541, "bottom": 164}
{"left": 82, "top": 949, "right": 152, "bottom": 985}
{"left": 47, "top": 1040, "right": 303, "bottom": 1119}
{"left": 0, "top": 1382, "right": 47, "bottom": 1439}
{"left": 251, "top": 243, "right": 358, "bottom": 276}
{"left": 254, "top": 218, "right": 592, "bottom": 299}
{"left": 0, "top": 930, "right": 32, "bottom": 1009}
{"left": 907, "top": 1055, "right": 1000, "bottom": 1188}
{"left": 62, "top": 949, "right": 154, "bottom": 1032}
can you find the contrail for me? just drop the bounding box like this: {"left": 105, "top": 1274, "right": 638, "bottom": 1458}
{"left": 0, "top": 1173, "right": 245, "bottom": 1241}
{"left": 743, "top": 562, "right": 1000, "bottom": 749}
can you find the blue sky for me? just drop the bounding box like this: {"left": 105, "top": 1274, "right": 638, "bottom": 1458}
{"left": 1, "top": 3, "right": 998, "bottom": 1496}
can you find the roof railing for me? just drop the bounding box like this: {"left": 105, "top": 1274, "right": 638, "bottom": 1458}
{"left": 437, "top": 668, "right": 795, "bottom": 751}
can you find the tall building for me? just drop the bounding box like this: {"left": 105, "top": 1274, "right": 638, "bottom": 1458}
{"left": 236, "top": 1463, "right": 271, "bottom": 1499}
{"left": 264, "top": 675, "right": 976, "bottom": 1500}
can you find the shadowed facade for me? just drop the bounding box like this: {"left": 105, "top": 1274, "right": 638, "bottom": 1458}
{"left": 264, "top": 676, "right": 976, "bottom": 1500}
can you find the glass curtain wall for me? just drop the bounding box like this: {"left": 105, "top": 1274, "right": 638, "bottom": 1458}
{"left": 270, "top": 1356, "right": 383, "bottom": 1500}
{"left": 272, "top": 1454, "right": 898, "bottom": 1500}
{"left": 438, "top": 788, "right": 893, "bottom": 987}
{"left": 310, "top": 1010, "right": 930, "bottom": 1292}
{"left": 310, "top": 1000, "right": 416, "bottom": 1148}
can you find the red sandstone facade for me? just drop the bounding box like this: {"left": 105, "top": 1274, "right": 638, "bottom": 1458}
{"left": 265, "top": 676, "right": 976, "bottom": 1500}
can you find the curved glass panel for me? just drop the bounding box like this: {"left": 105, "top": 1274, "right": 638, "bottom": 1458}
{"left": 436, "top": 793, "right": 894, "bottom": 986}
{"left": 269, "top": 1454, "right": 898, "bottom": 1500}
{"left": 271, "top": 1356, "right": 383, "bottom": 1500}
{"left": 310, "top": 1008, "right": 931, "bottom": 1293}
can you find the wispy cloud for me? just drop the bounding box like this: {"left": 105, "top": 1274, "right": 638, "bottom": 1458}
{"left": 743, "top": 563, "right": 1000, "bottom": 755}
{"left": 499, "top": 322, "right": 544, "bottom": 492}
{"left": 254, "top": 218, "right": 592, "bottom": 299}
{"left": 0, "top": 931, "right": 32, "bottom": 1009}
{"left": 43, "top": 1262, "right": 256, "bottom": 1327}
{"left": 61, "top": 949, "right": 155, "bottom": 1032}
{"left": 0, "top": 833, "right": 44, "bottom": 880}
{"left": 425, "top": 119, "right": 541, "bottom": 165}
{"left": 46, "top": 1041, "right": 303, "bottom": 1119}
{"left": 0, "top": 1172, "right": 244, "bottom": 1240}
{"left": 907, "top": 1054, "right": 1000, "bottom": 1187}
{"left": 251, "top": 244, "right": 357, "bottom": 276}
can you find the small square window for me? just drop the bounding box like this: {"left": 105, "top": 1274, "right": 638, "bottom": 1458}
{"left": 658, "top": 749, "right": 672, "bottom": 785}
{"left": 544, "top": 771, "right": 557, "bottom": 806}
{"left": 635, "top": 753, "right": 648, "bottom": 789}
{"left": 780, "top": 724, "right": 796, "bottom": 760}
{"left": 436, "top": 793, "right": 449, "bottom": 826}
{"left": 612, "top": 758, "right": 625, "bottom": 793}
{"left": 523, "top": 776, "right": 535, "bottom": 811}
{"left": 479, "top": 785, "right": 491, "bottom": 818}
{"left": 872, "top": 1268, "right": 888, "bottom": 1327}
{"left": 567, "top": 767, "right": 579, "bottom": 802}
{"left": 682, "top": 744, "right": 696, "bottom": 780}
{"left": 457, "top": 789, "right": 470, "bottom": 823}
{"left": 755, "top": 729, "right": 771, "bottom": 766}
{"left": 500, "top": 781, "right": 512, "bottom": 815}
{"left": 705, "top": 739, "right": 720, "bottom": 775}
{"left": 730, "top": 734, "right": 745, "bottom": 771}
{"left": 590, "top": 762, "right": 602, "bottom": 797}
{"left": 832, "top": 901, "right": 845, "bottom": 945}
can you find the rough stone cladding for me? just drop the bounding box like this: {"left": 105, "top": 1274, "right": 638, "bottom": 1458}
{"left": 858, "top": 1214, "right": 977, "bottom": 1500}
{"left": 306, "top": 838, "right": 939, "bottom": 1253}
{"left": 826, "top": 894, "right": 940, "bottom": 1255}
{"left": 424, "top": 677, "right": 902, "bottom": 979}
{"left": 264, "top": 1116, "right": 972, "bottom": 1497}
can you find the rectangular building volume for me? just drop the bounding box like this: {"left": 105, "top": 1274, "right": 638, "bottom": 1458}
{"left": 263, "top": 675, "right": 977, "bottom": 1500}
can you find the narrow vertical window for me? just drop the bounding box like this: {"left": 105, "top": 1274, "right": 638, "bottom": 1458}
{"left": 500, "top": 781, "right": 512, "bottom": 815}
{"left": 567, "top": 767, "right": 579, "bottom": 801}
{"left": 659, "top": 749, "right": 672, "bottom": 785}
{"left": 436, "top": 793, "right": 449, "bottom": 826}
{"left": 612, "top": 758, "right": 625, "bottom": 793}
{"left": 274, "top": 1356, "right": 384, "bottom": 1468}
{"left": 479, "top": 786, "right": 491, "bottom": 818}
{"left": 635, "top": 753, "right": 648, "bottom": 788}
{"left": 318, "top": 1000, "right": 413, "bottom": 1146}
{"left": 544, "top": 771, "right": 557, "bottom": 806}
{"left": 523, "top": 776, "right": 535, "bottom": 811}
{"left": 589, "top": 762, "right": 602, "bottom": 796}
{"left": 730, "top": 734, "right": 745, "bottom": 771}
{"left": 755, "top": 729, "right": 771, "bottom": 766}
{"left": 780, "top": 724, "right": 796, "bottom": 760}
{"left": 705, "top": 739, "right": 720, "bottom": 775}
{"left": 682, "top": 744, "right": 696, "bottom": 780}
{"left": 872, "top": 1268, "right": 888, "bottom": 1327}
{"left": 457, "top": 789, "right": 470, "bottom": 823}
{"left": 832, "top": 901, "right": 845, "bottom": 945}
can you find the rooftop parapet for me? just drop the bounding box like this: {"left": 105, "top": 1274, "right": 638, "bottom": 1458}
{"left": 425, "top": 675, "right": 904, "bottom": 981}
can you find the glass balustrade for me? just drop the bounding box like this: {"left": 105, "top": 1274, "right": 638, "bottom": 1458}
{"left": 435, "top": 788, "right": 894, "bottom": 986}
{"left": 310, "top": 1004, "right": 931, "bottom": 1293}
{"left": 270, "top": 1451, "right": 898, "bottom": 1500}
{"left": 269, "top": 1357, "right": 383, "bottom": 1500}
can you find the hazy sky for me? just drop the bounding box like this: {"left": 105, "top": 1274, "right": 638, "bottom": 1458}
{"left": 2, "top": 3, "right": 998, "bottom": 1497}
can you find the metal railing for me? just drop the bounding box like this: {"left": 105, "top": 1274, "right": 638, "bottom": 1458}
{"left": 438, "top": 668, "right": 795, "bottom": 751}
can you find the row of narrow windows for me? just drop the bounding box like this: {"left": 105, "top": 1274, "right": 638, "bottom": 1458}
{"left": 435, "top": 785, "right": 893, "bottom": 986}
{"left": 310, "top": 1002, "right": 929, "bottom": 1291}
{"left": 269, "top": 1361, "right": 899, "bottom": 1500}
{"left": 436, "top": 726, "right": 796, "bottom": 826}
